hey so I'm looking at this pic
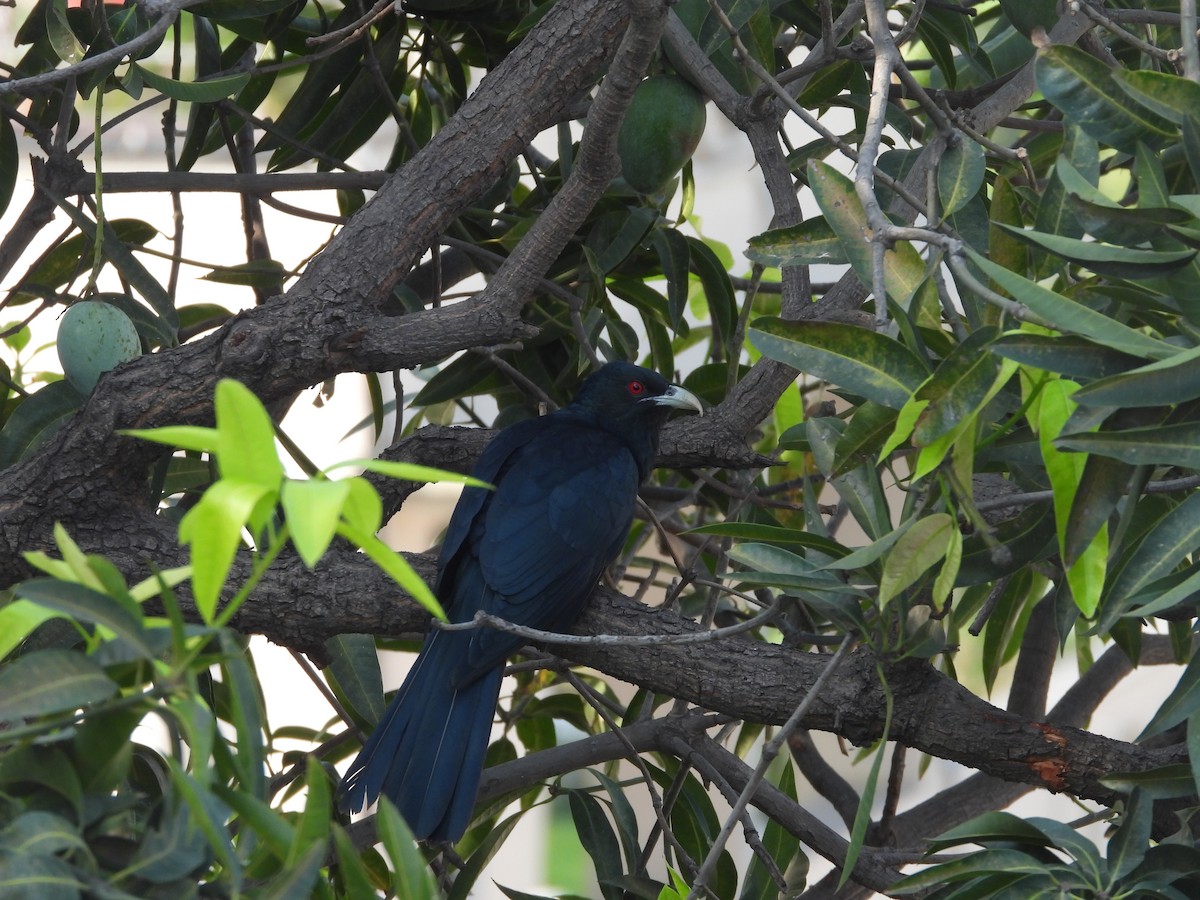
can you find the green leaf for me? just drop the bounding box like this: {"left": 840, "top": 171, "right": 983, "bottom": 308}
{"left": 1036, "top": 45, "right": 1175, "bottom": 153}
{"left": 0, "top": 852, "right": 80, "bottom": 900}
{"left": 750, "top": 318, "right": 926, "bottom": 409}
{"left": 338, "top": 522, "right": 444, "bottom": 619}
{"left": 1057, "top": 422, "right": 1200, "bottom": 468}
{"left": 0, "top": 650, "right": 117, "bottom": 721}
{"left": 122, "top": 425, "right": 220, "bottom": 454}
{"left": 746, "top": 218, "right": 848, "bottom": 266}
{"left": 878, "top": 514, "right": 956, "bottom": 607}
{"left": 808, "top": 160, "right": 926, "bottom": 304}
{"left": 995, "top": 224, "right": 1195, "bottom": 279}
{"left": 1103, "top": 493, "right": 1200, "bottom": 624}
{"left": 938, "top": 138, "right": 985, "bottom": 217}
{"left": 280, "top": 479, "right": 350, "bottom": 569}
{"left": 1112, "top": 69, "right": 1200, "bottom": 125}
{"left": 0, "top": 381, "right": 83, "bottom": 469}
{"left": 990, "top": 333, "right": 1146, "bottom": 380}
{"left": 335, "top": 458, "right": 490, "bottom": 489}
{"left": 15, "top": 579, "right": 154, "bottom": 660}
{"left": 1072, "top": 344, "right": 1200, "bottom": 408}
{"left": 178, "top": 479, "right": 273, "bottom": 622}
{"left": 890, "top": 849, "right": 1048, "bottom": 892}
{"left": 1107, "top": 788, "right": 1151, "bottom": 882}
{"left": 839, "top": 678, "right": 892, "bottom": 888}
{"left": 214, "top": 379, "right": 284, "bottom": 489}
{"left": 911, "top": 326, "right": 999, "bottom": 446}
{"left": 964, "top": 248, "right": 1176, "bottom": 360}
{"left": 132, "top": 63, "right": 251, "bottom": 102}
{"left": 651, "top": 227, "right": 690, "bottom": 328}
{"left": 0, "top": 600, "right": 60, "bottom": 661}
{"left": 200, "top": 259, "right": 287, "bottom": 288}
{"left": 325, "top": 633, "right": 385, "bottom": 727}
{"left": 568, "top": 791, "right": 624, "bottom": 900}
{"left": 376, "top": 797, "right": 440, "bottom": 900}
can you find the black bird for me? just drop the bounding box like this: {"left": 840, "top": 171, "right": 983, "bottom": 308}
{"left": 338, "top": 362, "right": 702, "bottom": 841}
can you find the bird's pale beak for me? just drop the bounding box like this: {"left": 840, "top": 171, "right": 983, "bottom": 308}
{"left": 652, "top": 384, "right": 704, "bottom": 416}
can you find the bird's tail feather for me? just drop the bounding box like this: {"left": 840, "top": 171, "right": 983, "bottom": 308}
{"left": 338, "top": 631, "right": 504, "bottom": 842}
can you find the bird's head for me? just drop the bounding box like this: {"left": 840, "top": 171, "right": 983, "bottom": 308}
{"left": 568, "top": 362, "right": 703, "bottom": 436}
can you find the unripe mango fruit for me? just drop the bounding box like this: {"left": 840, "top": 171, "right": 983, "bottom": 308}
{"left": 57, "top": 301, "right": 141, "bottom": 395}
{"left": 617, "top": 75, "right": 707, "bottom": 195}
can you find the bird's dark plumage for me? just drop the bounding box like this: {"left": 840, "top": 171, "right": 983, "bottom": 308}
{"left": 338, "top": 362, "right": 701, "bottom": 841}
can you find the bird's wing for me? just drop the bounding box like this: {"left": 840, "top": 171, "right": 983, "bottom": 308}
{"left": 434, "top": 416, "right": 549, "bottom": 599}
{"left": 445, "top": 422, "right": 640, "bottom": 681}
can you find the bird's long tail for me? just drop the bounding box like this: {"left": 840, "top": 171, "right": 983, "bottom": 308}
{"left": 338, "top": 630, "right": 503, "bottom": 842}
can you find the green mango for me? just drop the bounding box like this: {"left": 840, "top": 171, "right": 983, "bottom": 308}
{"left": 617, "top": 75, "right": 707, "bottom": 195}
{"left": 57, "top": 301, "right": 141, "bottom": 395}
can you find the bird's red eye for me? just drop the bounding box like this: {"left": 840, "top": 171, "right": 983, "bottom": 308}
{"left": 627, "top": 380, "right": 645, "bottom": 396}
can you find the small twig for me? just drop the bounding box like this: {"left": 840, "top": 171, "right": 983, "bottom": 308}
{"left": 687, "top": 634, "right": 856, "bottom": 898}
{"left": 432, "top": 597, "right": 784, "bottom": 646}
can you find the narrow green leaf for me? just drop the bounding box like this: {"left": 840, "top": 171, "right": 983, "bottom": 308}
{"left": 965, "top": 248, "right": 1176, "bottom": 359}
{"left": 0, "top": 381, "right": 83, "bottom": 469}
{"left": 750, "top": 318, "right": 926, "bottom": 409}
{"left": 1072, "top": 344, "right": 1200, "bottom": 408}
{"left": 808, "top": 160, "right": 926, "bottom": 304}
{"left": 568, "top": 791, "right": 624, "bottom": 900}
{"left": 0, "top": 650, "right": 117, "bottom": 721}
{"left": 376, "top": 797, "right": 440, "bottom": 900}
{"left": 839, "top": 677, "right": 892, "bottom": 888}
{"left": 1057, "top": 422, "right": 1200, "bottom": 468}
{"left": 996, "top": 224, "right": 1195, "bottom": 278}
{"left": 325, "top": 633, "right": 385, "bottom": 727}
{"left": 990, "top": 332, "right": 1146, "bottom": 380}
{"left": 122, "top": 425, "right": 220, "bottom": 454}
{"left": 746, "top": 218, "right": 848, "bottom": 266}
{"left": 15, "top": 579, "right": 154, "bottom": 660}
{"left": 338, "top": 522, "right": 443, "bottom": 619}
{"left": 878, "top": 514, "right": 955, "bottom": 607}
{"left": 651, "top": 227, "right": 690, "bottom": 328}
{"left": 912, "top": 327, "right": 999, "bottom": 446}
{"left": 286, "top": 756, "right": 331, "bottom": 871}
{"left": 1107, "top": 788, "right": 1151, "bottom": 882}
{"left": 335, "top": 458, "right": 490, "bottom": 489}
{"left": 938, "top": 138, "right": 985, "bottom": 216}
{"left": 1104, "top": 492, "right": 1200, "bottom": 621}
{"left": 0, "top": 853, "right": 80, "bottom": 900}
{"left": 132, "top": 63, "right": 251, "bottom": 102}
{"left": 1036, "top": 45, "right": 1175, "bottom": 153}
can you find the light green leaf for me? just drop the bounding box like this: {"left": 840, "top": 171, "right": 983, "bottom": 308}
{"left": 0, "top": 600, "right": 60, "bottom": 661}
{"left": 340, "top": 476, "right": 383, "bottom": 535}
{"left": 335, "top": 458, "right": 490, "bottom": 489}
{"left": 280, "top": 479, "right": 350, "bottom": 569}
{"left": 808, "top": 160, "right": 926, "bottom": 304}
{"left": 338, "top": 522, "right": 443, "bottom": 619}
{"left": 122, "top": 424, "right": 220, "bottom": 453}
{"left": 964, "top": 248, "right": 1176, "bottom": 360}
{"left": 214, "top": 379, "right": 284, "bottom": 490}
{"left": 878, "top": 514, "right": 956, "bottom": 607}
{"left": 179, "top": 479, "right": 274, "bottom": 622}
{"left": 750, "top": 318, "right": 927, "bottom": 409}
{"left": 376, "top": 797, "right": 440, "bottom": 900}
{"left": 932, "top": 525, "right": 963, "bottom": 608}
